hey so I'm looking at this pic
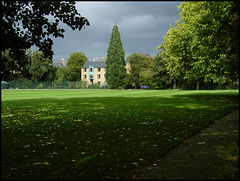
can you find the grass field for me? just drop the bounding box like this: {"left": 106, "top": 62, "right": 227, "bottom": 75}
{"left": 1, "top": 89, "right": 239, "bottom": 179}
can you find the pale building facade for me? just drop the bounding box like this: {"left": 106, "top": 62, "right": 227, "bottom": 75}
{"left": 81, "top": 57, "right": 106, "bottom": 86}
{"left": 125, "top": 61, "right": 131, "bottom": 74}
{"left": 81, "top": 57, "right": 131, "bottom": 86}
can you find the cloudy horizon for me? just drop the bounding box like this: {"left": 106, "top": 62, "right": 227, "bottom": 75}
{"left": 47, "top": 1, "right": 182, "bottom": 62}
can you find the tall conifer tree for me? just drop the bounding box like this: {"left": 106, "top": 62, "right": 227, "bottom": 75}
{"left": 106, "top": 24, "right": 126, "bottom": 89}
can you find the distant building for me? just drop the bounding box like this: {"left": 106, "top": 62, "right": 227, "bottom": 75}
{"left": 81, "top": 57, "right": 106, "bottom": 86}
{"left": 53, "top": 57, "right": 131, "bottom": 86}
{"left": 53, "top": 58, "right": 67, "bottom": 68}
{"left": 81, "top": 57, "right": 131, "bottom": 86}
{"left": 126, "top": 61, "right": 131, "bottom": 74}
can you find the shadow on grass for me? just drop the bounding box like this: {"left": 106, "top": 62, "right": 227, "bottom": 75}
{"left": 1, "top": 92, "right": 238, "bottom": 179}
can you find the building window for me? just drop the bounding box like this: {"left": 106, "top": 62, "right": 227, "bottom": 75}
{"left": 97, "top": 68, "right": 101, "bottom": 72}
{"left": 83, "top": 75, "right": 87, "bottom": 79}
{"left": 84, "top": 68, "right": 87, "bottom": 72}
{"left": 98, "top": 81, "right": 101, "bottom": 85}
{"left": 97, "top": 74, "right": 101, "bottom": 79}
{"left": 104, "top": 68, "right": 106, "bottom": 71}
{"left": 90, "top": 75, "right": 93, "bottom": 79}
{"left": 90, "top": 68, "right": 93, "bottom": 72}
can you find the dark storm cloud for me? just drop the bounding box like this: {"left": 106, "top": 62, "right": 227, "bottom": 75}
{"left": 51, "top": 1, "right": 181, "bottom": 62}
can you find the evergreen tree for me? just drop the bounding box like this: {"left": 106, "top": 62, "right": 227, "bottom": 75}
{"left": 106, "top": 24, "right": 126, "bottom": 89}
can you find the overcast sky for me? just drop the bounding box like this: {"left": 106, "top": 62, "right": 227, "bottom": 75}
{"left": 51, "top": 1, "right": 182, "bottom": 62}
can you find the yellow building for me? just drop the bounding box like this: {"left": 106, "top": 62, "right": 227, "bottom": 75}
{"left": 81, "top": 57, "right": 106, "bottom": 86}
{"left": 125, "top": 61, "right": 131, "bottom": 74}
{"left": 81, "top": 57, "right": 131, "bottom": 86}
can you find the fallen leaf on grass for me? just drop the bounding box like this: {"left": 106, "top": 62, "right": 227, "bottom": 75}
{"left": 33, "top": 162, "right": 42, "bottom": 165}
{"left": 198, "top": 142, "right": 206, "bottom": 145}
{"left": 132, "top": 162, "right": 138, "bottom": 166}
{"left": 43, "top": 161, "right": 49, "bottom": 165}
{"left": 33, "top": 161, "right": 49, "bottom": 165}
{"left": 74, "top": 119, "right": 82, "bottom": 122}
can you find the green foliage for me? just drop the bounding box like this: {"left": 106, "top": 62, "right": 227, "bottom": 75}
{"left": 29, "top": 50, "right": 54, "bottom": 81}
{"left": 106, "top": 24, "right": 126, "bottom": 89}
{"left": 127, "top": 53, "right": 153, "bottom": 88}
{"left": 123, "top": 74, "right": 134, "bottom": 89}
{"left": 1, "top": 1, "right": 90, "bottom": 59}
{"left": 1, "top": 1, "right": 89, "bottom": 81}
{"left": 55, "top": 67, "right": 69, "bottom": 82}
{"left": 157, "top": 1, "right": 239, "bottom": 89}
{"left": 1, "top": 49, "right": 29, "bottom": 80}
{"left": 1, "top": 89, "right": 239, "bottom": 179}
{"left": 151, "top": 53, "right": 172, "bottom": 89}
{"left": 66, "top": 52, "right": 88, "bottom": 81}
{"left": 1, "top": 49, "right": 17, "bottom": 80}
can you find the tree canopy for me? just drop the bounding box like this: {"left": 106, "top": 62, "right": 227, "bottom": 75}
{"left": 127, "top": 53, "right": 152, "bottom": 89}
{"left": 1, "top": 1, "right": 90, "bottom": 59}
{"left": 157, "top": 1, "right": 239, "bottom": 89}
{"left": 67, "top": 52, "right": 88, "bottom": 81}
{"left": 29, "top": 50, "right": 54, "bottom": 81}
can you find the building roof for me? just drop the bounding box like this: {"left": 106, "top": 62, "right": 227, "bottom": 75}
{"left": 53, "top": 62, "right": 67, "bottom": 68}
{"left": 82, "top": 61, "right": 106, "bottom": 68}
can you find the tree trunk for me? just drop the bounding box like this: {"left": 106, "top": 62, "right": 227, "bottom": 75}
{"left": 173, "top": 78, "right": 177, "bottom": 89}
{"left": 196, "top": 81, "right": 200, "bottom": 90}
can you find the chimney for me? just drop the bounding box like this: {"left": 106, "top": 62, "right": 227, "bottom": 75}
{"left": 61, "top": 58, "right": 65, "bottom": 65}
{"left": 101, "top": 57, "right": 105, "bottom": 61}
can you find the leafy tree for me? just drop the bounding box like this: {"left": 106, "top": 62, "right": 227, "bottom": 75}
{"left": 1, "top": 1, "right": 90, "bottom": 81}
{"left": 106, "top": 24, "right": 126, "bottom": 89}
{"left": 178, "top": 1, "right": 239, "bottom": 87}
{"left": 156, "top": 25, "right": 185, "bottom": 89}
{"left": 127, "top": 53, "right": 144, "bottom": 89}
{"left": 55, "top": 67, "right": 69, "bottom": 82}
{"left": 21, "top": 49, "right": 33, "bottom": 79}
{"left": 1, "top": 48, "right": 31, "bottom": 80}
{"left": 157, "top": 1, "right": 239, "bottom": 89}
{"left": 66, "top": 52, "right": 88, "bottom": 81}
{"left": 138, "top": 54, "right": 153, "bottom": 86}
{"left": 29, "top": 50, "right": 54, "bottom": 81}
{"left": 151, "top": 53, "right": 171, "bottom": 89}
{"left": 1, "top": 49, "right": 18, "bottom": 80}
{"left": 1, "top": 1, "right": 90, "bottom": 59}
{"left": 127, "top": 53, "right": 152, "bottom": 89}
{"left": 123, "top": 74, "right": 133, "bottom": 89}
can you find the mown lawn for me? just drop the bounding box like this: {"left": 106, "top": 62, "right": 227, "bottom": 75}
{"left": 1, "top": 89, "right": 238, "bottom": 179}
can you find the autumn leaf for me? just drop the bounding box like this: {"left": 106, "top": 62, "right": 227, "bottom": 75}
{"left": 33, "top": 162, "right": 42, "bottom": 165}
{"left": 43, "top": 161, "right": 49, "bottom": 165}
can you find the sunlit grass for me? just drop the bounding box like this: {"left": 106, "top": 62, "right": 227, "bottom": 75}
{"left": 1, "top": 89, "right": 238, "bottom": 179}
